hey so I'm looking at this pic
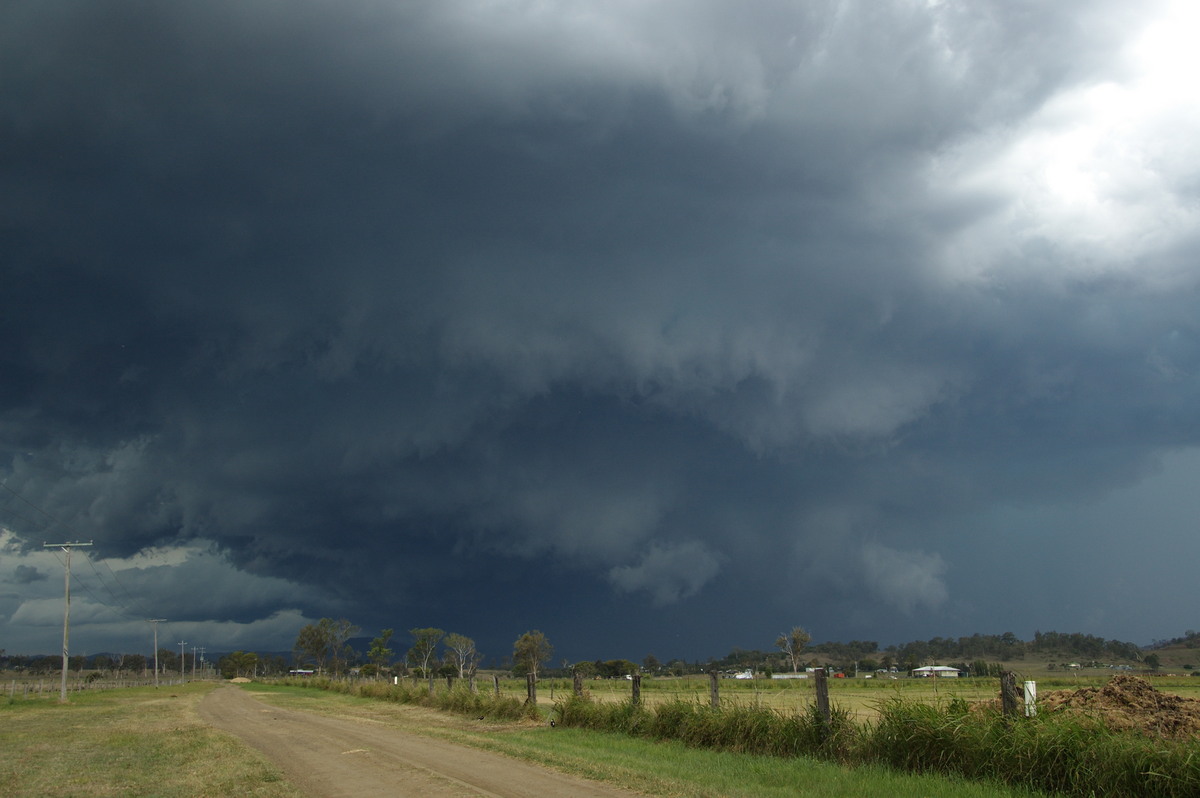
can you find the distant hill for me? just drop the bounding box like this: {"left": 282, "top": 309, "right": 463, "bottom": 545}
{"left": 1144, "top": 631, "right": 1200, "bottom": 672}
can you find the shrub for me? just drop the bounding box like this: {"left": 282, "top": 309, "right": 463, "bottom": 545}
{"left": 861, "top": 696, "right": 1200, "bottom": 798}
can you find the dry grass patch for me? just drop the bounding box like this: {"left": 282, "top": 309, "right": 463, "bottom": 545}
{"left": 0, "top": 682, "right": 295, "bottom": 798}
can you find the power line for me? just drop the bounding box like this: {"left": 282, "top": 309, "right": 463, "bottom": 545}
{"left": 3, "top": 478, "right": 170, "bottom": 625}
{"left": 80, "top": 554, "right": 156, "bottom": 621}
{"left": 1, "top": 480, "right": 59, "bottom": 524}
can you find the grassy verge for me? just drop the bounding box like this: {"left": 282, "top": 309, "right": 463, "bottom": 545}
{"left": 453, "top": 723, "right": 1047, "bottom": 798}
{"left": 0, "top": 682, "right": 295, "bottom": 798}
{"left": 867, "top": 696, "right": 1199, "bottom": 797}
{"left": 551, "top": 692, "right": 1200, "bottom": 798}
{"left": 253, "top": 681, "right": 1047, "bottom": 797}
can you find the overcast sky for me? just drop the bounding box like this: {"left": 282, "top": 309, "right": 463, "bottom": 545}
{"left": 4, "top": 0, "right": 1200, "bottom": 665}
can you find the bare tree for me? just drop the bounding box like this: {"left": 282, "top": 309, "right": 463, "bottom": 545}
{"left": 444, "top": 632, "right": 481, "bottom": 679}
{"left": 776, "top": 626, "right": 812, "bottom": 673}
{"left": 325, "top": 618, "right": 361, "bottom": 676}
{"left": 407, "top": 627, "right": 445, "bottom": 677}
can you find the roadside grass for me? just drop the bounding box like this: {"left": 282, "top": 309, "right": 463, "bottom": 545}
{"left": 252, "top": 681, "right": 1047, "bottom": 797}
{"left": 462, "top": 727, "right": 1049, "bottom": 798}
{"left": 548, "top": 692, "right": 1200, "bottom": 798}
{"left": 275, "top": 675, "right": 538, "bottom": 720}
{"left": 0, "top": 682, "right": 294, "bottom": 798}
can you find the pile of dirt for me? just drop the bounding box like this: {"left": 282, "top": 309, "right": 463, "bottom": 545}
{"left": 229, "top": 676, "right": 253, "bottom": 683}
{"left": 1039, "top": 675, "right": 1200, "bottom": 739}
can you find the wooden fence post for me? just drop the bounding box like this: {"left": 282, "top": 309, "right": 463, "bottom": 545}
{"left": 814, "top": 667, "right": 831, "bottom": 726}
{"left": 1000, "top": 671, "right": 1020, "bottom": 717}
{"left": 709, "top": 670, "right": 720, "bottom": 709}
{"left": 573, "top": 670, "right": 583, "bottom": 697}
{"left": 631, "top": 673, "right": 641, "bottom": 705}
{"left": 493, "top": 673, "right": 500, "bottom": 697}
{"left": 428, "top": 674, "right": 435, "bottom": 697}
{"left": 469, "top": 675, "right": 477, "bottom": 694}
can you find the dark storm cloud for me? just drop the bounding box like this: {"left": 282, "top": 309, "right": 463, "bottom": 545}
{"left": 3, "top": 0, "right": 1199, "bottom": 657}
{"left": 11, "top": 565, "right": 46, "bottom": 585}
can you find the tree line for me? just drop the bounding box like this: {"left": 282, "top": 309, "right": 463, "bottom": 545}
{"left": 289, "top": 619, "right": 554, "bottom": 681}
{"left": 0, "top": 626, "right": 1154, "bottom": 681}
{"left": 636, "top": 628, "right": 1149, "bottom": 679}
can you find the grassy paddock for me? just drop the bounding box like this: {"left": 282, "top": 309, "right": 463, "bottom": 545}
{"left": 2, "top": 672, "right": 184, "bottom": 701}
{"left": 0, "top": 682, "right": 294, "bottom": 798}
{"left": 511, "top": 673, "right": 1200, "bottom": 722}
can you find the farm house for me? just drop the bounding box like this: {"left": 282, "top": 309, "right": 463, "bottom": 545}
{"left": 911, "top": 665, "right": 962, "bottom": 678}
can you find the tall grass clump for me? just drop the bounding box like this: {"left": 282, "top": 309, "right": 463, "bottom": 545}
{"left": 556, "top": 695, "right": 858, "bottom": 762}
{"left": 556, "top": 694, "right": 653, "bottom": 734}
{"left": 862, "top": 696, "right": 1200, "bottom": 798}
{"left": 556, "top": 690, "right": 1199, "bottom": 798}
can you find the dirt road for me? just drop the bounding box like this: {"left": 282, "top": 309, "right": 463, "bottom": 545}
{"left": 198, "top": 685, "right": 646, "bottom": 798}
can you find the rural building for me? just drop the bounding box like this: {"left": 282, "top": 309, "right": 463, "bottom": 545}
{"left": 911, "top": 665, "right": 962, "bottom": 678}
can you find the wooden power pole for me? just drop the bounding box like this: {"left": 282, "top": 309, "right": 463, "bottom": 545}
{"left": 44, "top": 540, "right": 93, "bottom": 703}
{"left": 147, "top": 619, "right": 167, "bottom": 687}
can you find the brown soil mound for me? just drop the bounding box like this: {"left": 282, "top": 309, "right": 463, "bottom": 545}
{"left": 1039, "top": 675, "right": 1200, "bottom": 739}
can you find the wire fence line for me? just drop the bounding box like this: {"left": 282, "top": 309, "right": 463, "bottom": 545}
{"left": 5, "top": 675, "right": 199, "bottom": 702}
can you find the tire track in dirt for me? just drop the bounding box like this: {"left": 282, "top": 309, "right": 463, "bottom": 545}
{"left": 198, "top": 685, "right": 646, "bottom": 798}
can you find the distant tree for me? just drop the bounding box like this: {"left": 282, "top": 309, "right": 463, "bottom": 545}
{"left": 294, "top": 618, "right": 361, "bottom": 675}
{"left": 643, "top": 654, "right": 660, "bottom": 673}
{"left": 326, "top": 618, "right": 361, "bottom": 675}
{"left": 1144, "top": 653, "right": 1161, "bottom": 670}
{"left": 261, "top": 654, "right": 288, "bottom": 676}
{"left": 776, "top": 626, "right": 812, "bottom": 673}
{"left": 596, "top": 659, "right": 637, "bottom": 679}
{"left": 368, "top": 629, "right": 395, "bottom": 675}
{"left": 124, "top": 653, "right": 147, "bottom": 674}
{"left": 31, "top": 656, "right": 58, "bottom": 674}
{"left": 158, "top": 648, "right": 180, "bottom": 674}
{"left": 219, "top": 651, "right": 259, "bottom": 679}
{"left": 572, "top": 660, "right": 597, "bottom": 678}
{"left": 443, "top": 633, "right": 481, "bottom": 679}
{"left": 407, "top": 628, "right": 445, "bottom": 678}
{"left": 512, "top": 630, "right": 553, "bottom": 680}
{"left": 294, "top": 623, "right": 329, "bottom": 672}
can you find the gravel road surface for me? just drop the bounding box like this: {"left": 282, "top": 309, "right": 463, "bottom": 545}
{"left": 198, "top": 685, "right": 646, "bottom": 798}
